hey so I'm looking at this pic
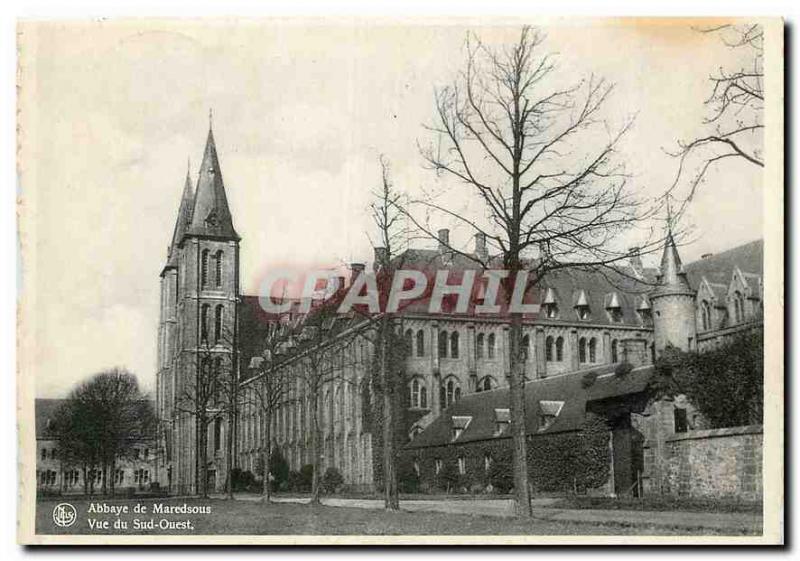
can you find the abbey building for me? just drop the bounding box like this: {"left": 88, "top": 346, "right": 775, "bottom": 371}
{"left": 154, "top": 128, "right": 763, "bottom": 496}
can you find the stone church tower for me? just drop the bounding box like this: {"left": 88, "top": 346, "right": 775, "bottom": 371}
{"left": 157, "top": 124, "right": 240, "bottom": 494}
{"left": 650, "top": 230, "right": 697, "bottom": 354}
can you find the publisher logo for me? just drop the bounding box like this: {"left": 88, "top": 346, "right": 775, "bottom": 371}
{"left": 53, "top": 503, "right": 77, "bottom": 528}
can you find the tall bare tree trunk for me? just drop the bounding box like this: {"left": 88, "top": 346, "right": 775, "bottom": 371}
{"left": 199, "top": 419, "right": 209, "bottom": 498}
{"left": 226, "top": 405, "right": 235, "bottom": 499}
{"left": 262, "top": 413, "right": 272, "bottom": 503}
{"left": 310, "top": 392, "right": 322, "bottom": 505}
{"left": 509, "top": 313, "right": 532, "bottom": 516}
{"left": 381, "top": 316, "right": 399, "bottom": 510}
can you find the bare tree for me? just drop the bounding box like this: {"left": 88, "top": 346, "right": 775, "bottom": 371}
{"left": 406, "top": 27, "right": 664, "bottom": 516}
{"left": 241, "top": 321, "right": 295, "bottom": 503}
{"left": 367, "top": 156, "right": 412, "bottom": 511}
{"left": 291, "top": 302, "right": 361, "bottom": 505}
{"left": 54, "top": 368, "right": 154, "bottom": 497}
{"left": 670, "top": 24, "right": 763, "bottom": 207}
{"left": 174, "top": 326, "right": 236, "bottom": 499}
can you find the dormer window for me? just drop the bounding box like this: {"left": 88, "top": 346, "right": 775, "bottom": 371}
{"left": 542, "top": 287, "right": 559, "bottom": 319}
{"left": 574, "top": 290, "right": 590, "bottom": 320}
{"left": 493, "top": 408, "right": 510, "bottom": 436}
{"left": 637, "top": 296, "right": 652, "bottom": 326}
{"left": 605, "top": 292, "right": 623, "bottom": 323}
{"left": 537, "top": 400, "right": 564, "bottom": 432}
{"left": 451, "top": 416, "right": 472, "bottom": 441}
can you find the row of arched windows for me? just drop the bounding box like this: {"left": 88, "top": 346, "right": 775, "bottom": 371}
{"left": 545, "top": 336, "right": 564, "bottom": 362}
{"left": 404, "top": 329, "right": 427, "bottom": 358}
{"left": 438, "top": 331, "right": 460, "bottom": 358}
{"left": 403, "top": 329, "right": 531, "bottom": 361}
{"left": 409, "top": 375, "right": 502, "bottom": 409}
{"left": 578, "top": 337, "right": 598, "bottom": 364}
{"left": 476, "top": 333, "right": 496, "bottom": 359}
{"left": 200, "top": 249, "right": 224, "bottom": 289}
{"left": 200, "top": 303, "right": 225, "bottom": 343}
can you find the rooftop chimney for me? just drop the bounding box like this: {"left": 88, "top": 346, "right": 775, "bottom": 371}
{"left": 474, "top": 232, "right": 488, "bottom": 261}
{"left": 350, "top": 262, "right": 365, "bottom": 286}
{"left": 373, "top": 247, "right": 388, "bottom": 271}
{"left": 628, "top": 246, "right": 643, "bottom": 276}
{"left": 438, "top": 228, "right": 450, "bottom": 253}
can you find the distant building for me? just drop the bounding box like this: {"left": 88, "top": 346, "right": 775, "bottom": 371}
{"left": 34, "top": 399, "right": 158, "bottom": 495}
{"left": 156, "top": 125, "right": 763, "bottom": 495}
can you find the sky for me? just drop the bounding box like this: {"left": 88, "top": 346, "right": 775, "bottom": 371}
{"left": 19, "top": 19, "right": 765, "bottom": 398}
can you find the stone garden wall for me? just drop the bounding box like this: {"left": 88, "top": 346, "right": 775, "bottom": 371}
{"left": 662, "top": 425, "right": 762, "bottom": 500}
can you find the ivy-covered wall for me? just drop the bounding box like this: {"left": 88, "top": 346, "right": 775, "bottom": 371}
{"left": 400, "top": 414, "right": 612, "bottom": 495}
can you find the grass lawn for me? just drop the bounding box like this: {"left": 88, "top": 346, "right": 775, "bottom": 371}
{"left": 549, "top": 495, "right": 763, "bottom": 514}
{"left": 36, "top": 497, "right": 753, "bottom": 537}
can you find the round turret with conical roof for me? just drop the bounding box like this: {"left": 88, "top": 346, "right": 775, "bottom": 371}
{"left": 650, "top": 231, "right": 697, "bottom": 354}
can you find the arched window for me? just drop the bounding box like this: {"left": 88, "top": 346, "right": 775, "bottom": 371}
{"left": 450, "top": 332, "right": 459, "bottom": 358}
{"left": 476, "top": 333, "right": 484, "bottom": 359}
{"left": 588, "top": 338, "right": 597, "bottom": 363}
{"left": 416, "top": 330, "right": 425, "bottom": 357}
{"left": 733, "top": 292, "right": 745, "bottom": 323}
{"left": 611, "top": 339, "right": 619, "bottom": 363}
{"left": 200, "top": 304, "right": 210, "bottom": 341}
{"left": 545, "top": 336, "right": 554, "bottom": 362}
{"left": 410, "top": 378, "right": 421, "bottom": 408}
{"left": 212, "top": 356, "right": 222, "bottom": 401}
{"left": 487, "top": 333, "right": 496, "bottom": 359}
{"left": 201, "top": 249, "right": 209, "bottom": 288}
{"left": 438, "top": 330, "right": 448, "bottom": 358}
{"left": 479, "top": 376, "right": 495, "bottom": 392}
{"left": 701, "top": 301, "right": 712, "bottom": 330}
{"left": 214, "top": 418, "right": 222, "bottom": 451}
{"left": 444, "top": 378, "right": 460, "bottom": 408}
{"left": 420, "top": 385, "right": 428, "bottom": 409}
{"left": 556, "top": 337, "right": 564, "bottom": 362}
{"left": 214, "top": 250, "right": 223, "bottom": 287}
{"left": 579, "top": 337, "right": 587, "bottom": 363}
{"left": 214, "top": 305, "right": 223, "bottom": 343}
{"left": 521, "top": 334, "right": 530, "bottom": 361}
{"left": 404, "top": 329, "right": 413, "bottom": 355}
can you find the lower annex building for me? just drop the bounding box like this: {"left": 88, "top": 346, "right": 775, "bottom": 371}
{"left": 154, "top": 127, "right": 764, "bottom": 495}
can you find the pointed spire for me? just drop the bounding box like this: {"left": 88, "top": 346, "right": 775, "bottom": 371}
{"left": 655, "top": 231, "right": 693, "bottom": 294}
{"left": 165, "top": 164, "right": 196, "bottom": 268}
{"left": 186, "top": 123, "right": 239, "bottom": 240}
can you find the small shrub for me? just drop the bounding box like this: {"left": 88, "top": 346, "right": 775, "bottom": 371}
{"left": 398, "top": 458, "right": 420, "bottom": 493}
{"left": 322, "top": 467, "right": 344, "bottom": 494}
{"left": 231, "top": 468, "right": 259, "bottom": 492}
{"left": 581, "top": 371, "right": 599, "bottom": 388}
{"left": 269, "top": 449, "right": 290, "bottom": 491}
{"left": 299, "top": 464, "right": 314, "bottom": 491}
{"left": 614, "top": 361, "right": 633, "bottom": 378}
{"left": 287, "top": 470, "right": 303, "bottom": 492}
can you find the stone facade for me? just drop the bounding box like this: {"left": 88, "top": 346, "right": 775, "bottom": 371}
{"left": 155, "top": 126, "right": 763, "bottom": 495}
{"left": 35, "top": 399, "right": 160, "bottom": 495}
{"left": 662, "top": 425, "right": 763, "bottom": 500}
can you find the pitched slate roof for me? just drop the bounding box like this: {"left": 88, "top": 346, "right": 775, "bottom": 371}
{"left": 406, "top": 364, "right": 654, "bottom": 449}
{"left": 683, "top": 239, "right": 763, "bottom": 288}
{"left": 389, "top": 247, "right": 654, "bottom": 327}
{"left": 186, "top": 127, "right": 239, "bottom": 240}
